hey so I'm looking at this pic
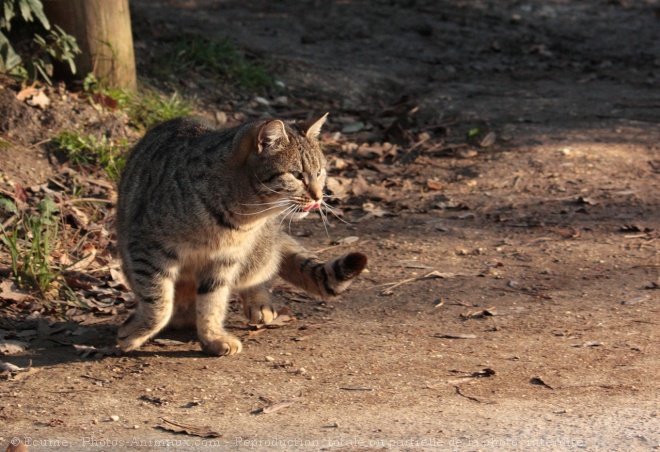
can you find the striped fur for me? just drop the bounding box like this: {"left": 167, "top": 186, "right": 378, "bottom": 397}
{"left": 116, "top": 115, "right": 367, "bottom": 356}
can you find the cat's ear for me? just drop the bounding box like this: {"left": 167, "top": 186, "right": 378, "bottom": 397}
{"left": 304, "top": 113, "right": 329, "bottom": 140}
{"left": 257, "top": 120, "right": 289, "bottom": 154}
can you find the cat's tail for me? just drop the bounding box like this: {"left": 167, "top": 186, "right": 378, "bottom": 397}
{"left": 278, "top": 235, "right": 367, "bottom": 298}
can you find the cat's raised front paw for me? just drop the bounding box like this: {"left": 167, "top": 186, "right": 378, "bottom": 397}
{"left": 201, "top": 335, "right": 243, "bottom": 356}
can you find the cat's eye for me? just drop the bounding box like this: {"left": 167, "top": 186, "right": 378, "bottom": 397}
{"left": 291, "top": 171, "right": 304, "bottom": 180}
{"left": 316, "top": 170, "right": 322, "bottom": 177}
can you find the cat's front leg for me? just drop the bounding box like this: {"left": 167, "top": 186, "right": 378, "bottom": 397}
{"left": 240, "top": 284, "right": 277, "bottom": 325}
{"left": 195, "top": 270, "right": 242, "bottom": 356}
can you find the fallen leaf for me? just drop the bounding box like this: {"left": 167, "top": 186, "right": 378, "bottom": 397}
{"left": 0, "top": 361, "right": 26, "bottom": 372}
{"left": 17, "top": 87, "right": 50, "bottom": 109}
{"left": 479, "top": 131, "right": 497, "bottom": 148}
{"left": 92, "top": 93, "right": 118, "bottom": 109}
{"left": 0, "top": 280, "right": 32, "bottom": 302}
{"left": 73, "top": 344, "right": 121, "bottom": 359}
{"left": 330, "top": 236, "right": 359, "bottom": 246}
{"left": 158, "top": 418, "right": 221, "bottom": 438}
{"left": 0, "top": 340, "right": 30, "bottom": 355}
{"left": 361, "top": 202, "right": 389, "bottom": 218}
{"left": 64, "top": 244, "right": 97, "bottom": 272}
{"left": 351, "top": 174, "right": 391, "bottom": 201}
{"left": 426, "top": 180, "right": 444, "bottom": 190}
{"left": 621, "top": 295, "right": 649, "bottom": 305}
{"left": 16, "top": 87, "right": 40, "bottom": 101}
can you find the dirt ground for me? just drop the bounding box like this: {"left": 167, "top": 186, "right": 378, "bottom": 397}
{"left": 1, "top": 0, "right": 659, "bottom": 450}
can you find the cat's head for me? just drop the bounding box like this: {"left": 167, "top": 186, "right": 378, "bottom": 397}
{"left": 240, "top": 114, "right": 329, "bottom": 220}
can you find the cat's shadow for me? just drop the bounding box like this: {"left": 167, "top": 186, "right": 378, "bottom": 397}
{"left": 7, "top": 322, "right": 254, "bottom": 368}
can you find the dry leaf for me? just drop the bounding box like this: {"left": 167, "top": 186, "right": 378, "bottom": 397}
{"left": 16, "top": 87, "right": 40, "bottom": 101}
{"left": 26, "top": 90, "right": 50, "bottom": 109}
{"left": 361, "top": 202, "right": 389, "bottom": 218}
{"left": 73, "top": 344, "right": 121, "bottom": 359}
{"left": 17, "top": 87, "right": 50, "bottom": 109}
{"left": 0, "top": 361, "right": 26, "bottom": 372}
{"left": 158, "top": 418, "right": 221, "bottom": 438}
{"left": 479, "top": 131, "right": 497, "bottom": 147}
{"left": 351, "top": 174, "right": 391, "bottom": 201}
{"left": 330, "top": 236, "right": 359, "bottom": 246}
{"left": 426, "top": 180, "right": 444, "bottom": 190}
{"left": 0, "top": 340, "right": 30, "bottom": 355}
{"left": 0, "top": 280, "right": 31, "bottom": 302}
{"left": 65, "top": 244, "right": 97, "bottom": 272}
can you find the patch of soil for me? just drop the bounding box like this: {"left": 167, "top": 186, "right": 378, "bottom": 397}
{"left": 1, "top": 1, "right": 659, "bottom": 450}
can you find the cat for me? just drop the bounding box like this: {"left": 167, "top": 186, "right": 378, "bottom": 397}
{"left": 115, "top": 114, "right": 367, "bottom": 356}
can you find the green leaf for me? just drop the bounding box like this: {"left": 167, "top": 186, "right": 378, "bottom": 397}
{"left": 3, "top": 1, "right": 16, "bottom": 31}
{"left": 0, "top": 30, "right": 22, "bottom": 71}
{"left": 38, "top": 196, "right": 58, "bottom": 219}
{"left": 25, "top": 0, "right": 50, "bottom": 29}
{"left": 0, "top": 197, "right": 19, "bottom": 215}
{"left": 19, "top": 0, "right": 50, "bottom": 29}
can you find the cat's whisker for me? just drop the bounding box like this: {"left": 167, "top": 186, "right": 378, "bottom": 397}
{"left": 287, "top": 205, "right": 301, "bottom": 234}
{"left": 321, "top": 200, "right": 351, "bottom": 225}
{"left": 235, "top": 201, "right": 293, "bottom": 216}
{"left": 254, "top": 173, "right": 284, "bottom": 195}
{"left": 318, "top": 205, "right": 330, "bottom": 238}
{"left": 240, "top": 200, "right": 292, "bottom": 207}
{"left": 277, "top": 205, "right": 298, "bottom": 229}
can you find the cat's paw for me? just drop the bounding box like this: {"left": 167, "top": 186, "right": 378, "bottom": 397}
{"left": 117, "top": 315, "right": 153, "bottom": 352}
{"left": 201, "top": 335, "right": 243, "bottom": 356}
{"left": 244, "top": 302, "right": 278, "bottom": 325}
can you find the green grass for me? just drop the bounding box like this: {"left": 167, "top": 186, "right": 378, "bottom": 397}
{"left": 51, "top": 131, "right": 129, "bottom": 181}
{"left": 0, "top": 197, "right": 73, "bottom": 306}
{"left": 155, "top": 35, "right": 274, "bottom": 91}
{"left": 84, "top": 74, "right": 193, "bottom": 130}
{"left": 126, "top": 88, "right": 192, "bottom": 130}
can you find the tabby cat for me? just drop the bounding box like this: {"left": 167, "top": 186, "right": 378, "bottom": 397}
{"left": 116, "top": 114, "right": 367, "bottom": 356}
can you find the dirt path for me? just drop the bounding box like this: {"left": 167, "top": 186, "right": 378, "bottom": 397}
{"left": 2, "top": 1, "right": 659, "bottom": 450}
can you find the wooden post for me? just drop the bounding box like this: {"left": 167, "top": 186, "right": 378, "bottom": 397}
{"left": 44, "top": 0, "right": 137, "bottom": 91}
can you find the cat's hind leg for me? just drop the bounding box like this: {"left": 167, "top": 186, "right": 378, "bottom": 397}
{"left": 278, "top": 235, "right": 367, "bottom": 298}
{"left": 240, "top": 284, "right": 277, "bottom": 325}
{"left": 117, "top": 269, "right": 177, "bottom": 352}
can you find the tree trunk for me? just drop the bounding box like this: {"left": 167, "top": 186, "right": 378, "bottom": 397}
{"left": 44, "top": 0, "right": 137, "bottom": 91}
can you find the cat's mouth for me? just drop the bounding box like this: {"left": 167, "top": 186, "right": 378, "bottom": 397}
{"left": 302, "top": 201, "right": 321, "bottom": 212}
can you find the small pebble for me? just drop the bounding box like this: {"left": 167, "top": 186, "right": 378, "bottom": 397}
{"left": 110, "top": 415, "right": 120, "bottom": 422}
